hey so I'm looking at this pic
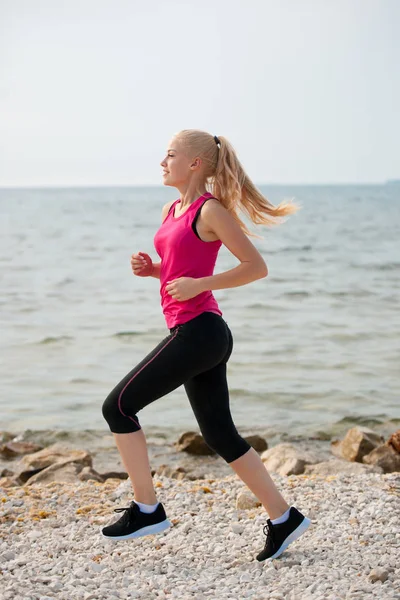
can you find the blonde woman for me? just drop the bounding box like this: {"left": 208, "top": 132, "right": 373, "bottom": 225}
{"left": 102, "top": 130, "right": 311, "bottom": 561}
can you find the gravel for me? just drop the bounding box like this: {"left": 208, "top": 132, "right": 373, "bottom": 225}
{"left": 1, "top": 471, "right": 399, "bottom": 600}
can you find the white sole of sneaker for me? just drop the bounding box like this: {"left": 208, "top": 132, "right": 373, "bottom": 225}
{"left": 102, "top": 518, "right": 172, "bottom": 541}
{"left": 267, "top": 516, "right": 312, "bottom": 560}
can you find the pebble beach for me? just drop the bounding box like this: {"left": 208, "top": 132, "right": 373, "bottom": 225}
{"left": 1, "top": 469, "right": 399, "bottom": 600}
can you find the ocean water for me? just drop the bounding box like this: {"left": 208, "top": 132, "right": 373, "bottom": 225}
{"left": 0, "top": 185, "right": 399, "bottom": 443}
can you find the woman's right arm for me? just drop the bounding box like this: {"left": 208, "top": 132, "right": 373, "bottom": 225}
{"left": 149, "top": 200, "right": 175, "bottom": 279}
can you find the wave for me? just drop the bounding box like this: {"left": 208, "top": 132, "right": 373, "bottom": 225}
{"left": 350, "top": 262, "right": 400, "bottom": 271}
{"left": 39, "top": 335, "right": 74, "bottom": 344}
{"left": 113, "top": 331, "right": 141, "bottom": 337}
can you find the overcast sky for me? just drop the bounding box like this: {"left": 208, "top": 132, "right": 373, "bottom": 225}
{"left": 0, "top": 0, "right": 399, "bottom": 187}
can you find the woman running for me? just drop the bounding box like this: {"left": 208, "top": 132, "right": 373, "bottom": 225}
{"left": 101, "top": 129, "right": 311, "bottom": 561}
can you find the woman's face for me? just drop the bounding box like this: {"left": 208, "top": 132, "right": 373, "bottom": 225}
{"left": 160, "top": 138, "right": 198, "bottom": 187}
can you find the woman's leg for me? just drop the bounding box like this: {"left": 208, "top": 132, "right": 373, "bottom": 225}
{"left": 184, "top": 329, "right": 289, "bottom": 520}
{"left": 102, "top": 329, "right": 182, "bottom": 503}
{"left": 113, "top": 430, "right": 158, "bottom": 505}
{"left": 102, "top": 315, "right": 231, "bottom": 503}
{"left": 228, "top": 448, "right": 289, "bottom": 520}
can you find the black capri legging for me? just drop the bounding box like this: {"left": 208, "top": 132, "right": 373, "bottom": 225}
{"left": 102, "top": 311, "right": 251, "bottom": 463}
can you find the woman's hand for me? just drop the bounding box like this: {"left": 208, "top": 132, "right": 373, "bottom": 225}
{"left": 165, "top": 277, "right": 204, "bottom": 301}
{"left": 131, "top": 252, "right": 154, "bottom": 277}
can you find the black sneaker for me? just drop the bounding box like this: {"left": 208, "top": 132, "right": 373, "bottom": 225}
{"left": 256, "top": 506, "right": 311, "bottom": 562}
{"left": 102, "top": 501, "right": 171, "bottom": 540}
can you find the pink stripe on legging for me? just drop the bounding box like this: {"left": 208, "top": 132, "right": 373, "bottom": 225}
{"left": 118, "top": 327, "right": 180, "bottom": 428}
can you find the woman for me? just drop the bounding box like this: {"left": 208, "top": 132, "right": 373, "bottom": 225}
{"left": 101, "top": 130, "right": 311, "bottom": 562}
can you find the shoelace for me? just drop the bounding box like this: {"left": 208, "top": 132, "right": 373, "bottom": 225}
{"left": 263, "top": 520, "right": 275, "bottom": 543}
{"left": 113, "top": 502, "right": 140, "bottom": 525}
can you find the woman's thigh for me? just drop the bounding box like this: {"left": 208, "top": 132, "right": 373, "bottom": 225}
{"left": 102, "top": 312, "right": 231, "bottom": 432}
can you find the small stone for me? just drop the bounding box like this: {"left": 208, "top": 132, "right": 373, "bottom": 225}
{"left": 231, "top": 523, "right": 244, "bottom": 534}
{"left": 236, "top": 492, "right": 261, "bottom": 509}
{"left": 368, "top": 568, "right": 389, "bottom": 583}
{"left": 49, "top": 581, "right": 63, "bottom": 592}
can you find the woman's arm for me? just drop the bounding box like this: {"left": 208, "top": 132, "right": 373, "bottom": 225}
{"left": 150, "top": 262, "right": 161, "bottom": 279}
{"left": 196, "top": 199, "right": 268, "bottom": 293}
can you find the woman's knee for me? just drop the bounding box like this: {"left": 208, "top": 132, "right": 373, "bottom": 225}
{"left": 101, "top": 392, "right": 141, "bottom": 434}
{"left": 201, "top": 427, "right": 251, "bottom": 463}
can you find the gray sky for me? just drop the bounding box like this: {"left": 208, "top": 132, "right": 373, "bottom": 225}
{"left": 0, "top": 0, "right": 399, "bottom": 186}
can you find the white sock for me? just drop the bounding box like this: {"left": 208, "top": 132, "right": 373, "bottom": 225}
{"left": 134, "top": 500, "right": 159, "bottom": 514}
{"left": 271, "top": 507, "right": 291, "bottom": 525}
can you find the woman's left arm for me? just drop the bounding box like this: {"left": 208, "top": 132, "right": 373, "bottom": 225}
{"left": 197, "top": 200, "right": 268, "bottom": 293}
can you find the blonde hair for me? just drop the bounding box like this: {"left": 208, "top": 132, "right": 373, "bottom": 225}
{"left": 176, "top": 129, "right": 300, "bottom": 238}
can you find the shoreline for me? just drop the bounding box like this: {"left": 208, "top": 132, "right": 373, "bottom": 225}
{"left": 1, "top": 423, "right": 399, "bottom": 485}
{"left": 0, "top": 428, "right": 349, "bottom": 485}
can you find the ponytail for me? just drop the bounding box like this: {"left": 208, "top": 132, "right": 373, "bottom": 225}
{"left": 177, "top": 129, "right": 300, "bottom": 238}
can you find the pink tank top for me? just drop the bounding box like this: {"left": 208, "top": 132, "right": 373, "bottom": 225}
{"left": 153, "top": 192, "right": 223, "bottom": 328}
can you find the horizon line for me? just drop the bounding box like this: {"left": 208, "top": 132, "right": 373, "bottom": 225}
{"left": 0, "top": 180, "right": 396, "bottom": 190}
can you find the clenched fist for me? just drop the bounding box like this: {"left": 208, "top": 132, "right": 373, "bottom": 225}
{"left": 131, "top": 252, "right": 154, "bottom": 277}
{"left": 165, "top": 277, "right": 203, "bottom": 301}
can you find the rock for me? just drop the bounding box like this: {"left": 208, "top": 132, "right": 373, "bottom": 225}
{"left": 387, "top": 429, "right": 400, "bottom": 454}
{"left": 362, "top": 445, "right": 400, "bottom": 473}
{"left": 243, "top": 435, "right": 268, "bottom": 453}
{"left": 236, "top": 492, "right": 261, "bottom": 509}
{"left": 0, "top": 431, "right": 15, "bottom": 444}
{"left": 78, "top": 466, "right": 105, "bottom": 482}
{"left": 368, "top": 568, "right": 389, "bottom": 583}
{"left": 15, "top": 444, "right": 93, "bottom": 484}
{"left": 304, "top": 459, "right": 383, "bottom": 476}
{"left": 0, "top": 476, "right": 20, "bottom": 488}
{"left": 260, "top": 443, "right": 320, "bottom": 476}
{"left": 26, "top": 462, "right": 104, "bottom": 485}
{"left": 0, "top": 468, "right": 15, "bottom": 477}
{"left": 0, "top": 441, "right": 44, "bottom": 459}
{"left": 330, "top": 439, "right": 343, "bottom": 459}
{"left": 25, "top": 462, "right": 85, "bottom": 485}
{"left": 332, "top": 427, "right": 384, "bottom": 462}
{"left": 101, "top": 471, "right": 129, "bottom": 481}
{"left": 174, "top": 432, "right": 216, "bottom": 456}
{"left": 187, "top": 473, "right": 206, "bottom": 480}
{"left": 155, "top": 464, "right": 187, "bottom": 479}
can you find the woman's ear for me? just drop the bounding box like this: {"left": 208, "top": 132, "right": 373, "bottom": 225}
{"left": 190, "top": 157, "right": 202, "bottom": 170}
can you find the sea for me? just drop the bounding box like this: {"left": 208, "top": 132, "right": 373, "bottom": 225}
{"left": 1, "top": 184, "right": 399, "bottom": 448}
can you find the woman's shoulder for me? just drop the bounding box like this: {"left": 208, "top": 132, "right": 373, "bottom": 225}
{"left": 203, "top": 196, "right": 225, "bottom": 213}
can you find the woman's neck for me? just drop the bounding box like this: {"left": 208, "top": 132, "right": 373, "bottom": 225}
{"left": 178, "top": 188, "right": 208, "bottom": 208}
